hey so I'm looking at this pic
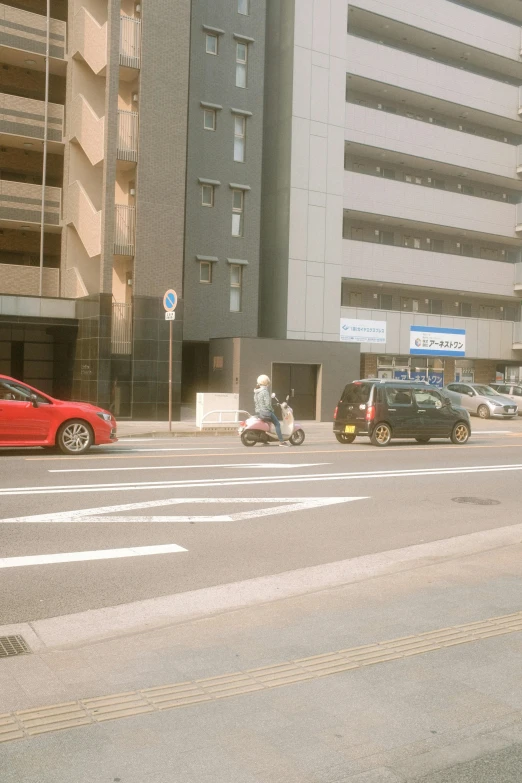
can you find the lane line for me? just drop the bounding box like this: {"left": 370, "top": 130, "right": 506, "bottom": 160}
{"left": 2, "top": 462, "right": 522, "bottom": 498}
{"left": 0, "top": 544, "right": 188, "bottom": 569}
{"left": 48, "top": 462, "right": 328, "bottom": 474}
{"left": 0, "top": 497, "right": 367, "bottom": 525}
{"left": 24, "top": 441, "right": 522, "bottom": 462}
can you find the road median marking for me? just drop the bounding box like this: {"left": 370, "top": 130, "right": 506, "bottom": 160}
{"left": 2, "top": 610, "right": 522, "bottom": 744}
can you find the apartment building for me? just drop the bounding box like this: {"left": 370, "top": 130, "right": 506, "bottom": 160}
{"left": 258, "top": 0, "right": 522, "bottom": 399}
{"left": 2, "top": 0, "right": 522, "bottom": 422}
{"left": 0, "top": 0, "right": 189, "bottom": 419}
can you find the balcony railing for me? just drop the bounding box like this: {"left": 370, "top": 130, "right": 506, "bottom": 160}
{"left": 0, "top": 92, "right": 64, "bottom": 142}
{"left": 120, "top": 16, "right": 141, "bottom": 69}
{"left": 117, "top": 110, "right": 139, "bottom": 162}
{"left": 0, "top": 3, "right": 66, "bottom": 59}
{"left": 0, "top": 180, "right": 61, "bottom": 226}
{"left": 112, "top": 302, "right": 132, "bottom": 355}
{"left": 114, "top": 205, "right": 136, "bottom": 256}
{"left": 0, "top": 262, "right": 59, "bottom": 297}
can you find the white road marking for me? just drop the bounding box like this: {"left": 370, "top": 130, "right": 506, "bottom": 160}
{"left": 479, "top": 431, "right": 512, "bottom": 434}
{"left": 49, "top": 462, "right": 327, "bottom": 474}
{"left": 2, "top": 462, "right": 522, "bottom": 497}
{"left": 0, "top": 497, "right": 367, "bottom": 525}
{"left": 0, "top": 544, "right": 187, "bottom": 569}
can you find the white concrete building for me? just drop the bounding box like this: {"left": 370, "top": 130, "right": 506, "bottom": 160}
{"left": 260, "top": 0, "right": 522, "bottom": 386}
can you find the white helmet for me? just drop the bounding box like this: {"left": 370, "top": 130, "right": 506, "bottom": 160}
{"left": 257, "top": 374, "right": 270, "bottom": 386}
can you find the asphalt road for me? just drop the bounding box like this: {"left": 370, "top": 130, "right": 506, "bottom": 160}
{"left": 1, "top": 418, "right": 522, "bottom": 624}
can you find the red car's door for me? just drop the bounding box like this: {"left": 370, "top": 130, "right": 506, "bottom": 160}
{"left": 0, "top": 380, "right": 53, "bottom": 443}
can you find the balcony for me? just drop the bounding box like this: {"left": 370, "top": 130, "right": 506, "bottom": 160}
{"left": 120, "top": 16, "right": 141, "bottom": 70}
{"left": 112, "top": 302, "right": 132, "bottom": 355}
{"left": 0, "top": 262, "right": 58, "bottom": 297}
{"left": 343, "top": 239, "right": 518, "bottom": 299}
{"left": 349, "top": 1, "right": 521, "bottom": 64}
{"left": 117, "top": 110, "right": 138, "bottom": 162}
{"left": 69, "top": 94, "right": 104, "bottom": 166}
{"left": 0, "top": 92, "right": 64, "bottom": 143}
{"left": 0, "top": 3, "right": 66, "bottom": 59}
{"left": 114, "top": 205, "right": 135, "bottom": 256}
{"left": 346, "top": 36, "right": 520, "bottom": 123}
{"left": 344, "top": 171, "right": 518, "bottom": 239}
{"left": 345, "top": 103, "right": 517, "bottom": 182}
{"left": 72, "top": 6, "right": 107, "bottom": 75}
{"left": 67, "top": 181, "right": 101, "bottom": 258}
{"left": 0, "top": 180, "right": 61, "bottom": 226}
{"left": 340, "top": 306, "right": 518, "bottom": 359}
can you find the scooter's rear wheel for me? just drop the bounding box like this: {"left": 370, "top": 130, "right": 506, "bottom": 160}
{"left": 241, "top": 431, "right": 258, "bottom": 447}
{"left": 289, "top": 429, "right": 305, "bottom": 446}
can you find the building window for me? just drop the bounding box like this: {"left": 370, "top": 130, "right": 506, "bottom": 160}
{"left": 230, "top": 264, "right": 242, "bottom": 311}
{"left": 232, "top": 189, "right": 244, "bottom": 236}
{"left": 238, "top": 0, "right": 249, "bottom": 14}
{"left": 429, "top": 299, "right": 443, "bottom": 315}
{"left": 236, "top": 42, "right": 248, "bottom": 88}
{"left": 206, "top": 34, "right": 218, "bottom": 55}
{"left": 200, "top": 262, "right": 212, "bottom": 283}
{"left": 201, "top": 184, "right": 214, "bottom": 207}
{"left": 378, "top": 293, "right": 393, "bottom": 310}
{"left": 233, "top": 115, "right": 246, "bottom": 162}
{"left": 459, "top": 302, "right": 472, "bottom": 317}
{"left": 203, "top": 108, "right": 216, "bottom": 131}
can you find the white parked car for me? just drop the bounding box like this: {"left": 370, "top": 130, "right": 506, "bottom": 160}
{"left": 443, "top": 383, "right": 518, "bottom": 419}
{"left": 490, "top": 383, "right": 522, "bottom": 415}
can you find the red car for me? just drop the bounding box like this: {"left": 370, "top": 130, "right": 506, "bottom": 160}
{"left": 0, "top": 375, "right": 117, "bottom": 454}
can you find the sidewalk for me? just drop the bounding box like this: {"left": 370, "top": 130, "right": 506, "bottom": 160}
{"left": 115, "top": 419, "right": 334, "bottom": 438}
{"left": 2, "top": 535, "right": 522, "bottom": 781}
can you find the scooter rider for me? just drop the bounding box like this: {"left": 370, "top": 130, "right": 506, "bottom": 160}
{"left": 254, "top": 375, "right": 289, "bottom": 446}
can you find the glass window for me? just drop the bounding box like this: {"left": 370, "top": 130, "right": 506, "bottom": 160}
{"left": 236, "top": 42, "right": 248, "bottom": 88}
{"left": 386, "top": 388, "right": 413, "bottom": 406}
{"left": 382, "top": 168, "right": 395, "bottom": 180}
{"left": 459, "top": 302, "right": 472, "bottom": 317}
{"left": 206, "top": 34, "right": 218, "bottom": 55}
{"left": 203, "top": 108, "right": 216, "bottom": 130}
{"left": 200, "top": 261, "right": 212, "bottom": 283}
{"left": 351, "top": 227, "right": 363, "bottom": 240}
{"left": 201, "top": 184, "right": 214, "bottom": 207}
{"left": 430, "top": 299, "right": 443, "bottom": 314}
{"left": 379, "top": 231, "right": 394, "bottom": 246}
{"left": 230, "top": 264, "right": 242, "bottom": 311}
{"left": 0, "top": 380, "right": 48, "bottom": 404}
{"left": 433, "top": 239, "right": 444, "bottom": 253}
{"left": 341, "top": 383, "right": 373, "bottom": 404}
{"left": 232, "top": 189, "right": 244, "bottom": 236}
{"left": 233, "top": 115, "right": 246, "bottom": 162}
{"left": 504, "top": 306, "right": 517, "bottom": 321}
{"left": 514, "top": 387, "right": 522, "bottom": 396}
{"left": 414, "top": 389, "right": 443, "bottom": 408}
{"left": 379, "top": 294, "right": 393, "bottom": 310}
{"left": 348, "top": 291, "right": 362, "bottom": 307}
{"left": 238, "top": 0, "right": 249, "bottom": 13}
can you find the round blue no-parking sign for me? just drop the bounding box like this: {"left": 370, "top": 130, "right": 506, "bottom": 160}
{"left": 163, "top": 289, "right": 178, "bottom": 312}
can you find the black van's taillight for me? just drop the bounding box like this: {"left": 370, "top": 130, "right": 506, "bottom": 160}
{"left": 334, "top": 406, "right": 338, "bottom": 420}
{"left": 366, "top": 405, "right": 375, "bottom": 422}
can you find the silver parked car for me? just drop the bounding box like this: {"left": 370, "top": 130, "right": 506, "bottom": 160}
{"left": 490, "top": 383, "right": 522, "bottom": 415}
{"left": 443, "top": 383, "right": 518, "bottom": 419}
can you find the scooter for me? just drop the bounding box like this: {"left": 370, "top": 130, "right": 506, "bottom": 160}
{"left": 238, "top": 394, "right": 306, "bottom": 447}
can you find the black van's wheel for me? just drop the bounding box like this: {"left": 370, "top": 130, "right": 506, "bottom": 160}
{"left": 241, "top": 431, "right": 258, "bottom": 447}
{"left": 451, "top": 422, "right": 470, "bottom": 444}
{"left": 415, "top": 437, "right": 430, "bottom": 444}
{"left": 335, "top": 433, "right": 355, "bottom": 444}
{"left": 477, "top": 405, "right": 490, "bottom": 419}
{"left": 370, "top": 423, "right": 392, "bottom": 447}
{"left": 289, "top": 429, "right": 305, "bottom": 446}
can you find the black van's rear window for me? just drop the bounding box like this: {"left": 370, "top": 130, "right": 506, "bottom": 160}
{"left": 341, "top": 383, "right": 372, "bottom": 404}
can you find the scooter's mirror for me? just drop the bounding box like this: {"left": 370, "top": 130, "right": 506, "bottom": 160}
{"left": 271, "top": 392, "right": 276, "bottom": 398}
{"left": 286, "top": 395, "right": 290, "bottom": 401}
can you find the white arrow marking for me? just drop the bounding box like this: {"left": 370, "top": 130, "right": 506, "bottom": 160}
{"left": 48, "top": 463, "right": 327, "bottom": 474}
{"left": 0, "top": 497, "right": 368, "bottom": 525}
{"left": 0, "top": 543, "right": 188, "bottom": 569}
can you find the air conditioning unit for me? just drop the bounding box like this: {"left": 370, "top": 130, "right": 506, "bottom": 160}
{"left": 129, "top": 187, "right": 136, "bottom": 196}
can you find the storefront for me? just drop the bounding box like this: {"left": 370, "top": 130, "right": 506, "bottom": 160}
{"left": 373, "top": 356, "right": 447, "bottom": 387}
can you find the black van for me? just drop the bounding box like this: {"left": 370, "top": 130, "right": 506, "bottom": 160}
{"left": 333, "top": 380, "right": 471, "bottom": 447}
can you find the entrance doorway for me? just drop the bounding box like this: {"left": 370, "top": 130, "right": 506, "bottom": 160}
{"left": 272, "top": 363, "right": 318, "bottom": 420}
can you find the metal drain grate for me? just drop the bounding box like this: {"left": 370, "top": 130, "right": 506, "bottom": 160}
{"left": 0, "top": 635, "right": 31, "bottom": 658}
{"left": 452, "top": 497, "right": 501, "bottom": 506}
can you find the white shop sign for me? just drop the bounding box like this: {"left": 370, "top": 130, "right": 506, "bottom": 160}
{"left": 340, "top": 318, "right": 387, "bottom": 344}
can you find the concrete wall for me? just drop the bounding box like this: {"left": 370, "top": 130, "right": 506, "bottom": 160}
{"left": 183, "top": 0, "right": 266, "bottom": 342}
{"left": 341, "top": 306, "right": 517, "bottom": 360}
{"left": 208, "top": 336, "right": 360, "bottom": 421}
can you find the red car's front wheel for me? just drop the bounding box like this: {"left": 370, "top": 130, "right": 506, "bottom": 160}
{"left": 57, "top": 420, "right": 93, "bottom": 455}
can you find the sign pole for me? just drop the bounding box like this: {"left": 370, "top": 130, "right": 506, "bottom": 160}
{"left": 169, "top": 319, "right": 173, "bottom": 433}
